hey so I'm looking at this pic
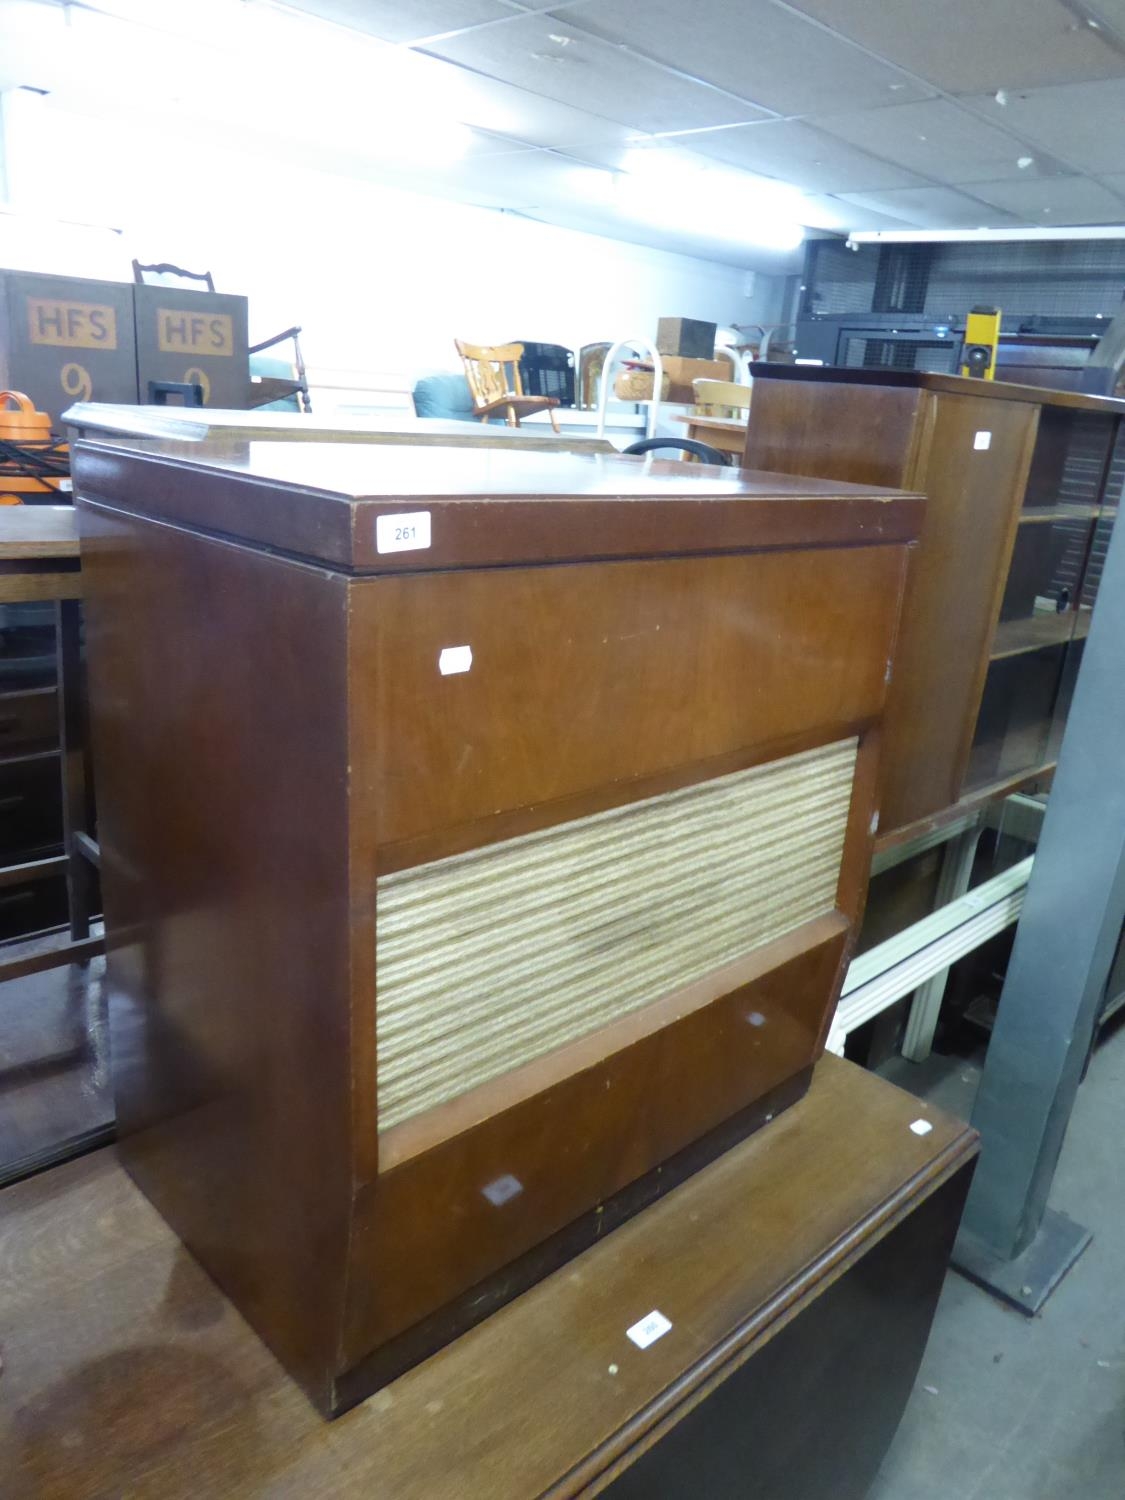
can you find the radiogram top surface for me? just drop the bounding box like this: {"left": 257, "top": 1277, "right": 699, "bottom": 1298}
{"left": 72, "top": 438, "right": 923, "bottom": 573}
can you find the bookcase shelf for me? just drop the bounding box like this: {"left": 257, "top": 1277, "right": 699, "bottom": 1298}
{"left": 1019, "top": 504, "right": 1101, "bottom": 525}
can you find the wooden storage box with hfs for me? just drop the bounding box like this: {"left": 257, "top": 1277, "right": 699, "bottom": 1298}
{"left": 73, "top": 438, "right": 922, "bottom": 1415}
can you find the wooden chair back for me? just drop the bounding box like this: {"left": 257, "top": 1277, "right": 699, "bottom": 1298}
{"left": 578, "top": 342, "right": 611, "bottom": 410}
{"left": 132, "top": 259, "right": 216, "bottom": 293}
{"left": 693, "top": 379, "right": 753, "bottom": 415}
{"left": 456, "top": 341, "right": 526, "bottom": 412}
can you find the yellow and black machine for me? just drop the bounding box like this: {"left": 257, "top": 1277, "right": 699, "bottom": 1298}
{"left": 0, "top": 391, "right": 69, "bottom": 504}
{"left": 961, "top": 304, "right": 1002, "bottom": 379}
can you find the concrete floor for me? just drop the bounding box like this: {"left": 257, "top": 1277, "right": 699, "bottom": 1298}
{"left": 868, "top": 1021, "right": 1125, "bottom": 1500}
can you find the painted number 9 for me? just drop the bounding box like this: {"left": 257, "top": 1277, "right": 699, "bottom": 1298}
{"left": 185, "top": 367, "right": 212, "bottom": 404}
{"left": 60, "top": 362, "right": 93, "bottom": 401}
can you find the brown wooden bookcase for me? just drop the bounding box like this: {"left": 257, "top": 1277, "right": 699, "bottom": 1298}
{"left": 745, "top": 366, "right": 1125, "bottom": 847}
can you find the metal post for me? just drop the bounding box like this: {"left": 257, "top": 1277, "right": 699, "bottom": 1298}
{"left": 952, "top": 500, "right": 1125, "bottom": 1314}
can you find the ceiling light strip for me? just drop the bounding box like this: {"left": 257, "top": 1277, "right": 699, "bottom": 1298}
{"left": 849, "top": 226, "right": 1125, "bottom": 244}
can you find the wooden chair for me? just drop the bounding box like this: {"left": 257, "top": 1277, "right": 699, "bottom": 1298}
{"left": 131, "top": 259, "right": 215, "bottom": 292}
{"left": 455, "top": 341, "right": 560, "bottom": 430}
{"left": 692, "top": 378, "right": 753, "bottom": 418}
{"left": 578, "top": 342, "right": 611, "bottom": 410}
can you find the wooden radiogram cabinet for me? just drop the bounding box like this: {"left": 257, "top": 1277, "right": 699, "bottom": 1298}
{"left": 73, "top": 438, "right": 921, "bottom": 1415}
{"left": 745, "top": 365, "right": 1125, "bottom": 842}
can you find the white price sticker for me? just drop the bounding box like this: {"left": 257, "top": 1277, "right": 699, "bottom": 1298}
{"left": 438, "top": 645, "right": 473, "bottom": 676}
{"left": 973, "top": 430, "right": 992, "bottom": 451}
{"left": 626, "top": 1310, "right": 672, "bottom": 1350}
{"left": 376, "top": 510, "right": 431, "bottom": 554}
{"left": 481, "top": 1173, "right": 523, "bottom": 1207}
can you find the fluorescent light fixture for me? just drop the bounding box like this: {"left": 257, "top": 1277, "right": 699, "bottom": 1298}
{"left": 73, "top": 0, "right": 244, "bottom": 31}
{"left": 617, "top": 151, "right": 803, "bottom": 251}
{"left": 15, "top": 0, "right": 475, "bottom": 170}
{"left": 565, "top": 166, "right": 617, "bottom": 207}
{"left": 374, "top": 120, "right": 473, "bottom": 167}
{"left": 848, "top": 226, "right": 1125, "bottom": 245}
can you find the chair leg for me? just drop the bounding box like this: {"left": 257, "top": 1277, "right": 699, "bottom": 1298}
{"left": 506, "top": 406, "right": 518, "bottom": 427}
{"left": 548, "top": 408, "right": 560, "bottom": 433}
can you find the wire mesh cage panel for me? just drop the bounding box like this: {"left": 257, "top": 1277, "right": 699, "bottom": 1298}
{"left": 803, "top": 238, "right": 1125, "bottom": 323}
{"left": 840, "top": 336, "right": 961, "bottom": 373}
{"left": 800, "top": 242, "right": 881, "bottom": 317}
{"left": 922, "top": 240, "right": 1125, "bottom": 320}
{"left": 514, "top": 342, "right": 576, "bottom": 406}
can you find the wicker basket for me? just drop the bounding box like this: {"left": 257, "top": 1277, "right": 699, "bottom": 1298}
{"left": 614, "top": 367, "right": 672, "bottom": 402}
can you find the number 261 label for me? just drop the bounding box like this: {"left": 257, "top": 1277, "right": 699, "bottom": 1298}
{"left": 376, "top": 510, "right": 432, "bottom": 554}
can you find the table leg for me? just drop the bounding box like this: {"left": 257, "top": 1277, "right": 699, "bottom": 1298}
{"left": 56, "top": 597, "right": 98, "bottom": 942}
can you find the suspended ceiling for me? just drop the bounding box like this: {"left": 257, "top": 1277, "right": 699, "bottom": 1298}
{"left": 285, "top": 0, "right": 1125, "bottom": 232}
{"left": 6, "top": 0, "right": 1125, "bottom": 267}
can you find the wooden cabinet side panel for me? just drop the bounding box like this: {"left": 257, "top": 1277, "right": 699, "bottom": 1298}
{"left": 743, "top": 381, "right": 922, "bottom": 486}
{"left": 879, "top": 395, "right": 1039, "bottom": 830}
{"left": 78, "top": 503, "right": 357, "bottom": 1407}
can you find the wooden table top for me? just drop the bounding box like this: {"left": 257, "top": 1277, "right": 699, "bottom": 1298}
{"left": 0, "top": 1056, "right": 975, "bottom": 1499}
{"left": 64, "top": 404, "right": 617, "bottom": 456}
{"left": 672, "top": 414, "right": 749, "bottom": 437}
{"left": 0, "top": 505, "right": 78, "bottom": 561}
{"left": 672, "top": 414, "right": 750, "bottom": 458}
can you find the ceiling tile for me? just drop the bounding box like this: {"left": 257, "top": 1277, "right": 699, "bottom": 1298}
{"left": 683, "top": 120, "right": 926, "bottom": 193}
{"left": 961, "top": 80, "right": 1125, "bottom": 174}
{"left": 434, "top": 71, "right": 645, "bottom": 153}
{"left": 967, "top": 175, "right": 1125, "bottom": 222}
{"left": 282, "top": 0, "right": 511, "bottom": 45}
{"left": 1051, "top": 0, "right": 1125, "bottom": 37}
{"left": 796, "top": 194, "right": 914, "bottom": 231}
{"left": 782, "top": 0, "right": 1125, "bottom": 92}
{"left": 1097, "top": 171, "right": 1125, "bottom": 203}
{"left": 421, "top": 145, "right": 607, "bottom": 209}
{"left": 558, "top": 0, "right": 932, "bottom": 116}
{"left": 836, "top": 186, "right": 1021, "bottom": 228}
{"left": 813, "top": 98, "right": 1065, "bottom": 184}
{"left": 417, "top": 14, "right": 772, "bottom": 135}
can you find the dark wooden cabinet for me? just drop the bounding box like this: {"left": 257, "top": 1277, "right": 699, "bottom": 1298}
{"left": 74, "top": 438, "right": 921, "bottom": 1414}
{"left": 0, "top": 1056, "right": 978, "bottom": 1497}
{"left": 745, "top": 366, "right": 1125, "bottom": 842}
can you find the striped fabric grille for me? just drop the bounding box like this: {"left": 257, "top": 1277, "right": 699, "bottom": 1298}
{"left": 375, "top": 738, "right": 858, "bottom": 1134}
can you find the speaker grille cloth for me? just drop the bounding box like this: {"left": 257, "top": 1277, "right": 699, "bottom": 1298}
{"left": 375, "top": 737, "right": 858, "bottom": 1133}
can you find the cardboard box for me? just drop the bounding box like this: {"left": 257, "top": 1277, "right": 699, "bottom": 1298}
{"left": 657, "top": 317, "right": 717, "bottom": 360}
{"left": 660, "top": 354, "right": 734, "bottom": 402}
